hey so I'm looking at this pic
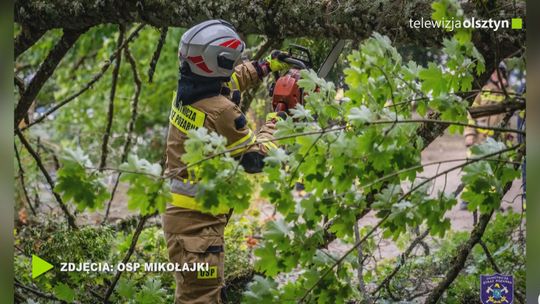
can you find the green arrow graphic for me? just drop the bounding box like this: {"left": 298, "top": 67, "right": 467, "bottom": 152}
{"left": 32, "top": 255, "right": 54, "bottom": 279}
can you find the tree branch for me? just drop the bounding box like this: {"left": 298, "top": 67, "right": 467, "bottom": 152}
{"left": 15, "top": 129, "right": 77, "bottom": 229}
{"left": 14, "top": 143, "right": 37, "bottom": 216}
{"left": 478, "top": 240, "right": 501, "bottom": 273}
{"left": 14, "top": 0, "right": 524, "bottom": 49}
{"left": 354, "top": 221, "right": 372, "bottom": 303}
{"left": 21, "top": 24, "right": 146, "bottom": 131}
{"left": 147, "top": 26, "right": 168, "bottom": 83}
{"left": 102, "top": 212, "right": 156, "bottom": 302}
{"left": 103, "top": 43, "right": 142, "bottom": 223}
{"left": 14, "top": 25, "right": 46, "bottom": 59}
{"left": 424, "top": 211, "right": 494, "bottom": 304}
{"left": 299, "top": 144, "right": 520, "bottom": 302}
{"left": 468, "top": 101, "right": 525, "bottom": 119}
{"left": 372, "top": 229, "right": 430, "bottom": 295}
{"left": 424, "top": 148, "right": 524, "bottom": 304}
{"left": 14, "top": 278, "right": 64, "bottom": 302}
{"left": 15, "top": 29, "right": 84, "bottom": 127}
{"left": 99, "top": 25, "right": 125, "bottom": 171}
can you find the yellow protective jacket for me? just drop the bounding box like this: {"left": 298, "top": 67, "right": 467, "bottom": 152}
{"left": 164, "top": 62, "right": 277, "bottom": 214}
{"left": 464, "top": 81, "right": 516, "bottom": 145}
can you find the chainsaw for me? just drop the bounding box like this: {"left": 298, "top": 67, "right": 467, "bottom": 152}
{"left": 270, "top": 40, "right": 345, "bottom": 113}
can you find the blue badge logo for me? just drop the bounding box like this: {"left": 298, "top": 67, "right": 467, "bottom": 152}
{"left": 480, "top": 274, "right": 514, "bottom": 304}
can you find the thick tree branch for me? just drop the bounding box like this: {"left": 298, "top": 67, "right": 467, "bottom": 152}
{"left": 14, "top": 25, "right": 46, "bottom": 59}
{"left": 15, "top": 29, "right": 84, "bottom": 127}
{"left": 14, "top": 0, "right": 524, "bottom": 47}
{"left": 15, "top": 130, "right": 78, "bottom": 229}
{"left": 99, "top": 25, "right": 125, "bottom": 171}
{"left": 469, "top": 101, "right": 525, "bottom": 119}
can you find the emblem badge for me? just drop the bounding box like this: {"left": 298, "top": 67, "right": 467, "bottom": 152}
{"left": 480, "top": 273, "right": 514, "bottom": 304}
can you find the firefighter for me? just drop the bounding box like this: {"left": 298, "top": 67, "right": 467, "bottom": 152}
{"left": 161, "top": 20, "right": 289, "bottom": 303}
{"left": 461, "top": 62, "right": 515, "bottom": 210}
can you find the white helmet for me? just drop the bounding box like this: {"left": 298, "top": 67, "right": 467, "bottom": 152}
{"left": 178, "top": 20, "right": 245, "bottom": 78}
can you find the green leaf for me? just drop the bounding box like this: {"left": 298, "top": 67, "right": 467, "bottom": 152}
{"left": 54, "top": 283, "right": 76, "bottom": 302}
{"left": 116, "top": 277, "right": 136, "bottom": 299}
{"left": 55, "top": 147, "right": 109, "bottom": 211}
{"left": 419, "top": 63, "right": 446, "bottom": 96}
{"left": 348, "top": 106, "right": 373, "bottom": 125}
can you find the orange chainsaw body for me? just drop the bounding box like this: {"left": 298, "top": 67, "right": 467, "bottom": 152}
{"left": 272, "top": 69, "right": 303, "bottom": 112}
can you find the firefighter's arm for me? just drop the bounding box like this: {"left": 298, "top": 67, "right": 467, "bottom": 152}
{"left": 226, "top": 62, "right": 261, "bottom": 92}
{"left": 214, "top": 105, "right": 278, "bottom": 173}
{"left": 226, "top": 51, "right": 290, "bottom": 92}
{"left": 464, "top": 93, "right": 483, "bottom": 146}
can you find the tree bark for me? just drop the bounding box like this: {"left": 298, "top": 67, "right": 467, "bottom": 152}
{"left": 15, "top": 0, "right": 524, "bottom": 45}
{"left": 14, "top": 25, "right": 46, "bottom": 59}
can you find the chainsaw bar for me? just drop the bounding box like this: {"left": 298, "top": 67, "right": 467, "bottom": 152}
{"left": 317, "top": 39, "right": 345, "bottom": 79}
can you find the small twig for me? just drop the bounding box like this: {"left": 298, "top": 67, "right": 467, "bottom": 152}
{"left": 22, "top": 24, "right": 146, "bottom": 130}
{"left": 478, "top": 240, "right": 501, "bottom": 273}
{"left": 15, "top": 29, "right": 84, "bottom": 127}
{"left": 99, "top": 25, "right": 125, "bottom": 171}
{"left": 372, "top": 229, "right": 430, "bottom": 295}
{"left": 14, "top": 143, "right": 37, "bottom": 215}
{"left": 287, "top": 132, "right": 323, "bottom": 187}
{"left": 354, "top": 221, "right": 372, "bottom": 303}
{"left": 15, "top": 129, "right": 78, "bottom": 229}
{"left": 14, "top": 279, "right": 63, "bottom": 302}
{"left": 147, "top": 27, "right": 168, "bottom": 83}
{"left": 102, "top": 212, "right": 157, "bottom": 302}
{"left": 102, "top": 43, "right": 142, "bottom": 224}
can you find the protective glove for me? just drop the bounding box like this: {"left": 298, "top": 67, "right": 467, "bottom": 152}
{"left": 266, "top": 50, "right": 291, "bottom": 72}
{"left": 266, "top": 111, "right": 287, "bottom": 123}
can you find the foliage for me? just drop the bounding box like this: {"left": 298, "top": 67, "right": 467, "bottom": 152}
{"left": 371, "top": 211, "right": 525, "bottom": 302}
{"left": 55, "top": 147, "right": 109, "bottom": 211}
{"left": 119, "top": 155, "right": 170, "bottom": 215}
{"left": 14, "top": 217, "right": 257, "bottom": 303}
{"left": 181, "top": 128, "right": 253, "bottom": 214}
{"left": 13, "top": 0, "right": 525, "bottom": 302}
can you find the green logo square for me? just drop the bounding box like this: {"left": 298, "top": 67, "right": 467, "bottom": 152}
{"left": 511, "top": 18, "right": 522, "bottom": 29}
